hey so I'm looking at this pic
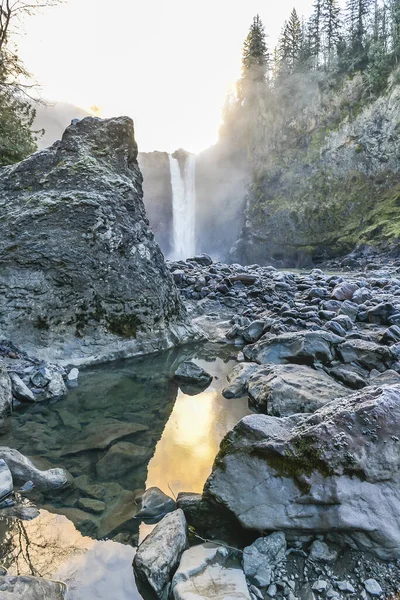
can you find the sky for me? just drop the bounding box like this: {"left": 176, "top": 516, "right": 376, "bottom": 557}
{"left": 17, "top": 0, "right": 320, "bottom": 153}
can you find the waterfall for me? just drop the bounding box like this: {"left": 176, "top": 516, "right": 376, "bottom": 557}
{"left": 168, "top": 153, "right": 196, "bottom": 259}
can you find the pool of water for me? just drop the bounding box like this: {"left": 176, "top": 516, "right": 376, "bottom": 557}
{"left": 0, "top": 343, "right": 251, "bottom": 599}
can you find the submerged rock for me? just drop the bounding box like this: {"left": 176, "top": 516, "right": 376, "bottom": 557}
{"left": 133, "top": 509, "right": 188, "bottom": 598}
{"left": 204, "top": 384, "right": 400, "bottom": 559}
{"left": 0, "top": 447, "right": 68, "bottom": 491}
{"left": 0, "top": 116, "right": 198, "bottom": 364}
{"left": 0, "top": 575, "right": 67, "bottom": 599}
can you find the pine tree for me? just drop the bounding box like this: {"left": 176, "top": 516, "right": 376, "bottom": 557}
{"left": 278, "top": 9, "right": 303, "bottom": 73}
{"left": 310, "top": 0, "right": 324, "bottom": 66}
{"left": 241, "top": 14, "right": 270, "bottom": 84}
{"left": 390, "top": 0, "right": 400, "bottom": 64}
{"left": 321, "top": 0, "right": 341, "bottom": 67}
{"left": 345, "top": 0, "right": 374, "bottom": 70}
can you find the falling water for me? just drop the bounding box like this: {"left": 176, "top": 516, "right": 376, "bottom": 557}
{"left": 168, "top": 153, "right": 196, "bottom": 259}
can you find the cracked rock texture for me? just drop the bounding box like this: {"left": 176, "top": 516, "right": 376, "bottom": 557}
{"left": 204, "top": 384, "right": 400, "bottom": 559}
{"left": 0, "top": 116, "right": 198, "bottom": 365}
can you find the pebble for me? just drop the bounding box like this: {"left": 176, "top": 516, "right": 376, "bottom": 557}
{"left": 364, "top": 578, "right": 383, "bottom": 596}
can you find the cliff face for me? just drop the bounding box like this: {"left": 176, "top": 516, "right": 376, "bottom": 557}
{"left": 138, "top": 151, "right": 173, "bottom": 256}
{"left": 232, "top": 77, "right": 400, "bottom": 266}
{"left": 0, "top": 116, "right": 197, "bottom": 364}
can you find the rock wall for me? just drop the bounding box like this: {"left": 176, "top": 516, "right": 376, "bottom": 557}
{"left": 138, "top": 151, "right": 173, "bottom": 256}
{"left": 231, "top": 77, "right": 400, "bottom": 266}
{"left": 0, "top": 116, "right": 198, "bottom": 364}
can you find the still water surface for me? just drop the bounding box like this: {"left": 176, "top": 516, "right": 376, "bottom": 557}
{"left": 0, "top": 344, "right": 251, "bottom": 599}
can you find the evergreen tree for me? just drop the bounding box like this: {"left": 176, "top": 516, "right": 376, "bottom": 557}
{"left": 390, "top": 0, "right": 400, "bottom": 64}
{"left": 278, "top": 9, "right": 303, "bottom": 73}
{"left": 345, "top": 0, "right": 374, "bottom": 70}
{"left": 321, "top": 0, "right": 341, "bottom": 67}
{"left": 310, "top": 0, "right": 324, "bottom": 66}
{"left": 241, "top": 14, "right": 270, "bottom": 84}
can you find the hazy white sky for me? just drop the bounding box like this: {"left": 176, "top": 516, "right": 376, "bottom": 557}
{"left": 18, "top": 0, "right": 319, "bottom": 153}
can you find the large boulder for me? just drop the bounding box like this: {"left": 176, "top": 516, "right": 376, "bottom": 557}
{"left": 0, "top": 447, "right": 68, "bottom": 491}
{"left": 133, "top": 509, "right": 188, "bottom": 598}
{"left": 246, "top": 364, "right": 350, "bottom": 416}
{"left": 204, "top": 385, "right": 400, "bottom": 559}
{"left": 244, "top": 331, "right": 342, "bottom": 366}
{"left": 0, "top": 117, "right": 198, "bottom": 364}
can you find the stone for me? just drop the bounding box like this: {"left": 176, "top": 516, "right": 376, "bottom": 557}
{"left": 188, "top": 253, "right": 213, "bottom": 266}
{"left": 96, "top": 441, "right": 152, "bottom": 480}
{"left": 331, "top": 283, "right": 359, "bottom": 301}
{"left": 8, "top": 372, "right": 35, "bottom": 402}
{"left": 241, "top": 321, "right": 267, "bottom": 343}
{"left": 336, "top": 581, "right": 355, "bottom": 593}
{"left": 0, "top": 116, "right": 198, "bottom": 365}
{"left": 133, "top": 509, "right": 187, "bottom": 598}
{"left": 0, "top": 366, "right": 12, "bottom": 433}
{"left": 338, "top": 300, "right": 359, "bottom": 322}
{"left": 174, "top": 361, "right": 212, "bottom": 387}
{"left": 77, "top": 497, "right": 106, "bottom": 514}
{"left": 60, "top": 418, "right": 148, "bottom": 455}
{"left": 244, "top": 330, "right": 342, "bottom": 366}
{"left": 312, "top": 580, "right": 328, "bottom": 592}
{"left": 203, "top": 385, "right": 400, "bottom": 559}
{"left": 135, "top": 486, "right": 176, "bottom": 519}
{"left": 363, "top": 578, "right": 383, "bottom": 596}
{"left": 367, "top": 303, "right": 396, "bottom": 325}
{"left": 0, "top": 575, "right": 66, "bottom": 599}
{"left": 338, "top": 339, "right": 394, "bottom": 372}
{"left": 0, "top": 459, "right": 13, "bottom": 501}
{"left": 67, "top": 367, "right": 79, "bottom": 382}
{"left": 172, "top": 542, "right": 251, "bottom": 600}
{"left": 246, "top": 364, "right": 349, "bottom": 416}
{"left": 243, "top": 532, "right": 286, "bottom": 587}
{"left": 0, "top": 447, "right": 68, "bottom": 491}
{"left": 329, "top": 365, "right": 367, "bottom": 389}
{"left": 309, "top": 540, "right": 338, "bottom": 563}
{"left": 222, "top": 362, "right": 260, "bottom": 399}
{"left": 267, "top": 584, "right": 278, "bottom": 597}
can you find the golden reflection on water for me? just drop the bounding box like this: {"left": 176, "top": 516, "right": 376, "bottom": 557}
{"left": 145, "top": 358, "right": 250, "bottom": 495}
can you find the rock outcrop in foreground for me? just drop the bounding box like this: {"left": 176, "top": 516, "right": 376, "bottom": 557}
{"left": 0, "top": 117, "right": 197, "bottom": 364}
{"left": 204, "top": 384, "right": 400, "bottom": 559}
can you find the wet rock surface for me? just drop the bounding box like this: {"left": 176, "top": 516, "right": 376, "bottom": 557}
{"left": 0, "top": 575, "right": 67, "bottom": 599}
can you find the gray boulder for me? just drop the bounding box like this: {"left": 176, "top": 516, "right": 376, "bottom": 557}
{"left": 243, "top": 532, "right": 286, "bottom": 588}
{"left": 174, "top": 361, "right": 212, "bottom": 387}
{"left": 0, "top": 366, "right": 12, "bottom": 433}
{"left": 204, "top": 385, "right": 400, "bottom": 559}
{"left": 135, "top": 486, "right": 176, "bottom": 519}
{"left": 244, "top": 331, "right": 342, "bottom": 366}
{"left": 222, "top": 362, "right": 259, "bottom": 399}
{"left": 338, "top": 339, "right": 394, "bottom": 372}
{"left": 246, "top": 364, "right": 349, "bottom": 416}
{"left": 0, "top": 447, "right": 68, "bottom": 491}
{"left": 133, "top": 509, "right": 188, "bottom": 598}
{"left": 172, "top": 543, "right": 251, "bottom": 600}
{"left": 0, "top": 575, "right": 66, "bottom": 599}
{"left": 0, "top": 116, "right": 198, "bottom": 365}
{"left": 331, "top": 282, "right": 359, "bottom": 301}
{"left": 8, "top": 372, "right": 35, "bottom": 402}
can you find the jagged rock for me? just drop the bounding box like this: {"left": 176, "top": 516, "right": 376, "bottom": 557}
{"left": 0, "top": 366, "right": 12, "bottom": 433}
{"left": 133, "top": 509, "right": 187, "bottom": 598}
{"left": 328, "top": 365, "right": 367, "bottom": 389}
{"left": 174, "top": 361, "right": 212, "bottom": 387}
{"left": 364, "top": 579, "right": 383, "bottom": 596}
{"left": 331, "top": 283, "right": 359, "bottom": 301}
{"left": 204, "top": 385, "right": 400, "bottom": 559}
{"left": 222, "top": 363, "right": 259, "bottom": 399}
{"left": 338, "top": 339, "right": 394, "bottom": 372}
{"left": 135, "top": 487, "right": 176, "bottom": 519}
{"left": 309, "top": 540, "right": 338, "bottom": 563}
{"left": 0, "top": 447, "right": 68, "bottom": 491}
{"left": 171, "top": 543, "right": 251, "bottom": 600}
{"left": 241, "top": 320, "right": 267, "bottom": 343}
{"left": 8, "top": 372, "right": 35, "bottom": 402}
{"left": 0, "top": 116, "right": 198, "bottom": 364}
{"left": 0, "top": 575, "right": 66, "bottom": 599}
{"left": 243, "top": 331, "right": 342, "bottom": 366}
{"left": 243, "top": 532, "right": 286, "bottom": 587}
{"left": 246, "top": 364, "right": 349, "bottom": 416}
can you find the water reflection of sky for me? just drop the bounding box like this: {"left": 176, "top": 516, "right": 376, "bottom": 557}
{"left": 0, "top": 353, "right": 251, "bottom": 599}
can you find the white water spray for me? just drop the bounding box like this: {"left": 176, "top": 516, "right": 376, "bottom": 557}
{"left": 168, "top": 153, "right": 196, "bottom": 259}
